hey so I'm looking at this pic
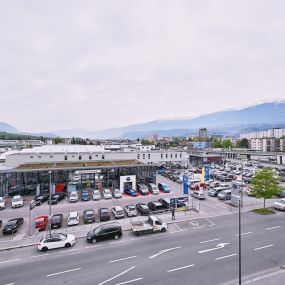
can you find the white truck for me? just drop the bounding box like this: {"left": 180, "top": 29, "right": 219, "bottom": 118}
{"left": 131, "top": 215, "right": 167, "bottom": 236}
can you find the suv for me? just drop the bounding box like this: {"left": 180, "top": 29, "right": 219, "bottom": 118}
{"left": 217, "top": 190, "right": 232, "bottom": 200}
{"left": 83, "top": 210, "right": 95, "bottom": 224}
{"left": 191, "top": 191, "right": 205, "bottom": 200}
{"left": 136, "top": 183, "right": 149, "bottom": 195}
{"left": 87, "top": 223, "right": 122, "bottom": 244}
{"left": 49, "top": 192, "right": 66, "bottom": 204}
{"left": 147, "top": 201, "right": 164, "bottom": 212}
{"left": 208, "top": 187, "right": 224, "bottom": 197}
{"left": 148, "top": 183, "right": 159, "bottom": 195}
{"left": 35, "top": 194, "right": 49, "bottom": 206}
{"left": 51, "top": 214, "right": 63, "bottom": 229}
{"left": 99, "top": 208, "right": 110, "bottom": 222}
{"left": 12, "top": 195, "right": 24, "bottom": 208}
{"left": 3, "top": 218, "right": 24, "bottom": 235}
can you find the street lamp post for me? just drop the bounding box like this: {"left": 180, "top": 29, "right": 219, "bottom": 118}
{"left": 48, "top": 171, "right": 52, "bottom": 235}
{"left": 238, "top": 199, "right": 242, "bottom": 285}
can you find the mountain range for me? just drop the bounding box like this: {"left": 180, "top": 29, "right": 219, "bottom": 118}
{"left": 1, "top": 101, "right": 285, "bottom": 139}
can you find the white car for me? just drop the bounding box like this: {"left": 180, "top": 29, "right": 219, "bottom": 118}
{"left": 124, "top": 205, "right": 137, "bottom": 217}
{"left": 12, "top": 195, "right": 24, "bottom": 208}
{"left": 274, "top": 199, "right": 285, "bottom": 211}
{"left": 0, "top": 196, "right": 5, "bottom": 209}
{"left": 69, "top": 191, "right": 79, "bottom": 203}
{"left": 148, "top": 183, "right": 159, "bottom": 195}
{"left": 111, "top": 206, "right": 125, "bottom": 219}
{"left": 103, "top": 189, "right": 112, "bottom": 199}
{"left": 38, "top": 233, "right": 76, "bottom": 252}
{"left": 93, "top": 190, "right": 101, "bottom": 200}
{"left": 67, "top": 212, "right": 79, "bottom": 226}
{"left": 113, "top": 189, "right": 122, "bottom": 198}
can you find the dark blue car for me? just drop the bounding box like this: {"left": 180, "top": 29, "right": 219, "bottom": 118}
{"left": 158, "top": 183, "right": 170, "bottom": 193}
{"left": 124, "top": 188, "right": 138, "bottom": 197}
{"left": 81, "top": 190, "right": 90, "bottom": 201}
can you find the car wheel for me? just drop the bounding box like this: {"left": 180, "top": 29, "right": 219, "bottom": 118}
{"left": 114, "top": 235, "right": 119, "bottom": 240}
{"left": 161, "top": 228, "right": 167, "bottom": 233}
{"left": 65, "top": 243, "right": 71, "bottom": 248}
{"left": 92, "top": 238, "right": 97, "bottom": 244}
{"left": 42, "top": 247, "right": 48, "bottom": 252}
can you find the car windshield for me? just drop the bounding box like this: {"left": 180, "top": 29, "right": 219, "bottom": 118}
{"left": 0, "top": 197, "right": 3, "bottom": 202}
{"left": 141, "top": 205, "right": 148, "bottom": 209}
{"left": 101, "top": 209, "right": 108, "bottom": 214}
{"left": 13, "top": 198, "right": 22, "bottom": 202}
{"left": 85, "top": 211, "right": 94, "bottom": 217}
{"left": 52, "top": 216, "right": 61, "bottom": 222}
{"left": 53, "top": 195, "right": 59, "bottom": 199}
{"left": 128, "top": 206, "right": 135, "bottom": 211}
{"left": 7, "top": 220, "right": 17, "bottom": 226}
{"left": 279, "top": 200, "right": 285, "bottom": 204}
{"left": 94, "top": 227, "right": 101, "bottom": 234}
{"left": 69, "top": 216, "right": 78, "bottom": 220}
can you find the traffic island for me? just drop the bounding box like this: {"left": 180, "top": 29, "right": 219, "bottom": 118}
{"left": 251, "top": 208, "right": 275, "bottom": 215}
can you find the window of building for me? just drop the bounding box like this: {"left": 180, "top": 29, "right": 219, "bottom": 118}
{"left": 102, "top": 155, "right": 105, "bottom": 160}
{"left": 64, "top": 155, "right": 68, "bottom": 161}
{"left": 166, "top": 154, "right": 168, "bottom": 159}
{"left": 143, "top": 154, "right": 145, "bottom": 159}
{"left": 30, "top": 156, "right": 33, "bottom": 159}
{"left": 89, "top": 155, "right": 92, "bottom": 160}
{"left": 180, "top": 153, "right": 182, "bottom": 158}
{"left": 170, "top": 153, "right": 173, "bottom": 159}
{"left": 38, "top": 156, "right": 41, "bottom": 159}
{"left": 50, "top": 155, "right": 53, "bottom": 158}
{"left": 161, "top": 153, "right": 163, "bottom": 159}
{"left": 79, "top": 155, "right": 82, "bottom": 160}
{"left": 148, "top": 153, "right": 150, "bottom": 159}
{"left": 137, "top": 154, "right": 140, "bottom": 159}
{"left": 175, "top": 153, "right": 177, "bottom": 158}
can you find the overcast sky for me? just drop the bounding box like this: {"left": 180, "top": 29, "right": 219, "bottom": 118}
{"left": 0, "top": 0, "right": 285, "bottom": 133}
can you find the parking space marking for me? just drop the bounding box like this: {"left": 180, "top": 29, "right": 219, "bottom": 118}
{"left": 266, "top": 226, "right": 281, "bottom": 230}
{"left": 0, "top": 259, "right": 21, "bottom": 265}
{"left": 235, "top": 232, "right": 252, "bottom": 237}
{"left": 3, "top": 283, "right": 15, "bottom": 285}
{"left": 254, "top": 244, "right": 274, "bottom": 251}
{"left": 200, "top": 238, "right": 220, "bottom": 244}
{"left": 149, "top": 246, "right": 182, "bottom": 259}
{"left": 98, "top": 266, "right": 135, "bottom": 285}
{"left": 85, "top": 245, "right": 102, "bottom": 249}
{"left": 215, "top": 253, "right": 237, "bottom": 260}
{"left": 109, "top": 256, "right": 137, "bottom": 263}
{"left": 113, "top": 278, "right": 143, "bottom": 285}
{"left": 59, "top": 249, "right": 78, "bottom": 254}
{"left": 173, "top": 223, "right": 183, "bottom": 231}
{"left": 204, "top": 218, "right": 216, "bottom": 226}
{"left": 46, "top": 267, "right": 82, "bottom": 277}
{"left": 167, "top": 264, "right": 195, "bottom": 273}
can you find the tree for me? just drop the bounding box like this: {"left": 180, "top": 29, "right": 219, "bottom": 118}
{"left": 251, "top": 168, "right": 281, "bottom": 208}
{"left": 53, "top": 137, "right": 65, "bottom": 144}
{"left": 141, "top": 139, "right": 153, "bottom": 145}
{"left": 238, "top": 138, "right": 249, "bottom": 148}
{"left": 222, "top": 139, "right": 232, "bottom": 148}
{"left": 213, "top": 139, "right": 222, "bottom": 148}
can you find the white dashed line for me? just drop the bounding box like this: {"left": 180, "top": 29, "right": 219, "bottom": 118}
{"left": 200, "top": 238, "right": 220, "bottom": 244}
{"left": 29, "top": 254, "right": 50, "bottom": 258}
{"left": 84, "top": 245, "right": 102, "bottom": 249}
{"left": 254, "top": 244, "right": 274, "bottom": 251}
{"left": 59, "top": 249, "right": 78, "bottom": 254}
{"left": 113, "top": 278, "right": 143, "bottom": 285}
{"left": 46, "top": 267, "right": 81, "bottom": 277}
{"left": 98, "top": 266, "right": 135, "bottom": 285}
{"left": 266, "top": 226, "right": 281, "bottom": 230}
{"left": 167, "top": 264, "right": 195, "bottom": 273}
{"left": 0, "top": 259, "right": 21, "bottom": 265}
{"left": 215, "top": 253, "right": 237, "bottom": 260}
{"left": 235, "top": 232, "right": 252, "bottom": 236}
{"left": 109, "top": 256, "right": 137, "bottom": 263}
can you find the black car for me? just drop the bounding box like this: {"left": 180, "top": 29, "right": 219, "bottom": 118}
{"left": 48, "top": 192, "right": 66, "bottom": 204}
{"left": 83, "top": 209, "right": 95, "bottom": 224}
{"left": 0, "top": 220, "right": 2, "bottom": 228}
{"left": 86, "top": 223, "right": 122, "bottom": 244}
{"left": 147, "top": 201, "right": 164, "bottom": 212}
{"left": 35, "top": 193, "right": 50, "bottom": 206}
{"left": 99, "top": 208, "right": 110, "bottom": 222}
{"left": 277, "top": 190, "right": 285, "bottom": 198}
{"left": 3, "top": 218, "right": 24, "bottom": 235}
{"left": 51, "top": 214, "right": 63, "bottom": 229}
{"left": 136, "top": 203, "right": 150, "bottom": 216}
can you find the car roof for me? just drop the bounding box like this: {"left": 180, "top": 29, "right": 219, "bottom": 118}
{"left": 69, "top": 211, "right": 78, "bottom": 217}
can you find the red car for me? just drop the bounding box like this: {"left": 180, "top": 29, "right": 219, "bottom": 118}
{"left": 35, "top": 216, "right": 48, "bottom": 231}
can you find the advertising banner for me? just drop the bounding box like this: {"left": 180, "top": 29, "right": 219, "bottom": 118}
{"left": 204, "top": 165, "right": 210, "bottom": 181}
{"left": 183, "top": 175, "right": 188, "bottom": 195}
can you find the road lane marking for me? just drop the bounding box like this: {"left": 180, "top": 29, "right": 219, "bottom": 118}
{"left": 254, "top": 244, "right": 274, "bottom": 251}
{"left": 204, "top": 218, "right": 216, "bottom": 226}
{"left": 98, "top": 266, "right": 135, "bottom": 285}
{"left": 29, "top": 254, "right": 49, "bottom": 258}
{"left": 0, "top": 259, "right": 20, "bottom": 264}
{"left": 235, "top": 232, "right": 252, "bottom": 236}
{"left": 242, "top": 269, "right": 285, "bottom": 284}
{"left": 173, "top": 223, "right": 183, "bottom": 231}
{"left": 3, "top": 283, "right": 15, "bottom": 285}
{"left": 109, "top": 256, "right": 137, "bottom": 263}
{"left": 215, "top": 253, "right": 237, "bottom": 260}
{"left": 85, "top": 245, "right": 102, "bottom": 249}
{"left": 109, "top": 241, "right": 125, "bottom": 245}
{"left": 46, "top": 267, "right": 81, "bottom": 277}
{"left": 59, "top": 249, "right": 78, "bottom": 254}
{"left": 149, "top": 246, "right": 182, "bottom": 259}
{"left": 113, "top": 278, "right": 143, "bottom": 285}
{"left": 167, "top": 264, "right": 195, "bottom": 273}
{"left": 200, "top": 238, "right": 220, "bottom": 244}
{"left": 266, "top": 226, "right": 281, "bottom": 230}
{"left": 198, "top": 243, "right": 229, "bottom": 254}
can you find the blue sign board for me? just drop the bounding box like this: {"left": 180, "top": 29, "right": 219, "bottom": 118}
{"left": 204, "top": 165, "right": 210, "bottom": 181}
{"left": 183, "top": 175, "right": 189, "bottom": 195}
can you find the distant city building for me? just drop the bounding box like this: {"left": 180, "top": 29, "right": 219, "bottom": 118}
{"left": 250, "top": 138, "right": 285, "bottom": 152}
{"left": 240, "top": 128, "right": 285, "bottom": 140}
{"left": 199, "top": 128, "right": 208, "bottom": 138}
{"left": 211, "top": 134, "right": 223, "bottom": 140}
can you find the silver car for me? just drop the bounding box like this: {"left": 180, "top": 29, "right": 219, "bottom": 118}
{"left": 113, "top": 189, "right": 122, "bottom": 198}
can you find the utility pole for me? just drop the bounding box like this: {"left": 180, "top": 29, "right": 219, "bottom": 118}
{"left": 238, "top": 199, "right": 241, "bottom": 285}
{"left": 49, "top": 171, "right": 52, "bottom": 235}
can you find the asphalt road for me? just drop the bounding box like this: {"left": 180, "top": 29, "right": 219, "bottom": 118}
{"left": 1, "top": 210, "right": 285, "bottom": 285}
